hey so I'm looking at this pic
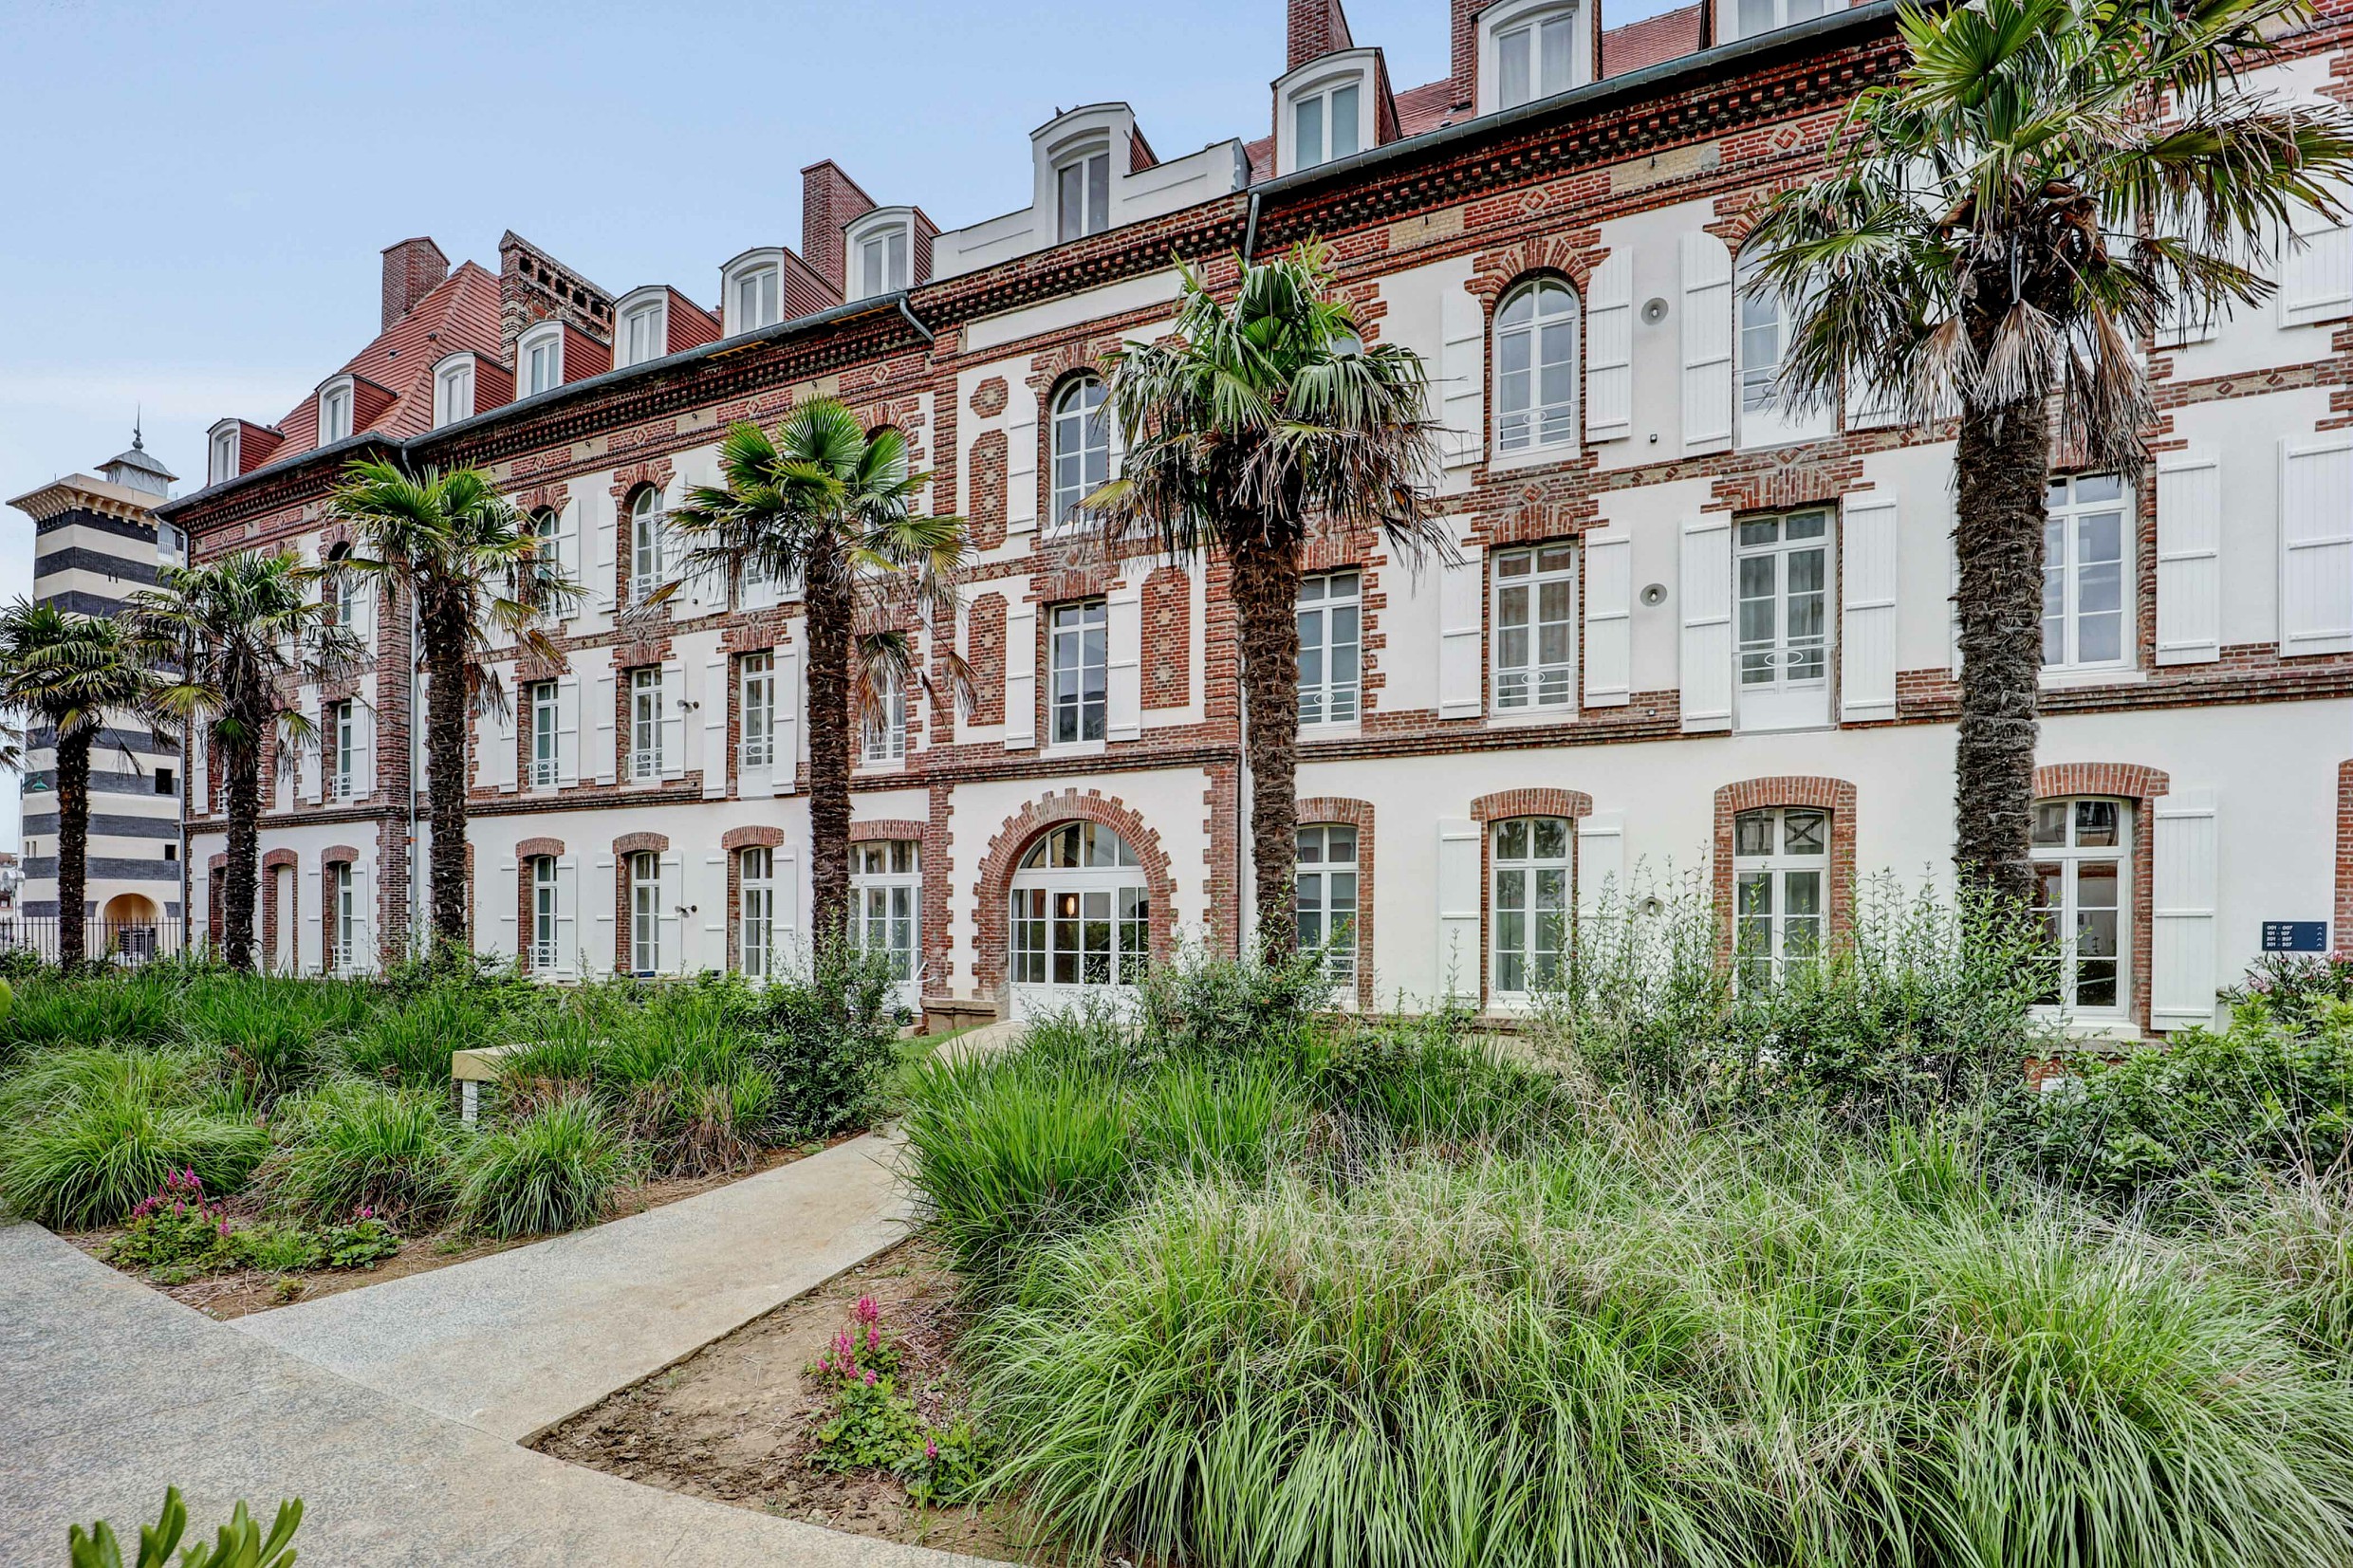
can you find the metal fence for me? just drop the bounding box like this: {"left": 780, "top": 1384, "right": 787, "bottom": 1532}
{"left": 0, "top": 916, "right": 186, "bottom": 968}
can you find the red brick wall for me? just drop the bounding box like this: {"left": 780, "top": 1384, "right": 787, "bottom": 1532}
{"left": 1141, "top": 566, "right": 1192, "bottom": 710}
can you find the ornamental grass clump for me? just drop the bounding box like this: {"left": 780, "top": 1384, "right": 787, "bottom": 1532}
{"left": 0, "top": 968, "right": 185, "bottom": 1064}
{"left": 969, "top": 1130, "right": 2353, "bottom": 1568}
{"left": 0, "top": 1046, "right": 267, "bottom": 1228}
{"left": 258, "top": 1078, "right": 458, "bottom": 1225}
{"left": 183, "top": 973, "right": 377, "bottom": 1106}
{"left": 454, "top": 1094, "right": 632, "bottom": 1237}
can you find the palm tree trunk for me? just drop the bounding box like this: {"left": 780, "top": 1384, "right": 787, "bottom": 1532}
{"left": 804, "top": 543, "right": 853, "bottom": 946}
{"left": 424, "top": 603, "right": 471, "bottom": 952}
{"left": 1230, "top": 534, "right": 1303, "bottom": 962}
{"left": 53, "top": 727, "right": 90, "bottom": 968}
{"left": 221, "top": 731, "right": 260, "bottom": 972}
{"left": 1952, "top": 393, "right": 2052, "bottom": 909}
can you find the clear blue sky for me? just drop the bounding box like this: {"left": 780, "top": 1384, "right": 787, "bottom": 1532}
{"left": 0, "top": 0, "right": 1679, "bottom": 850}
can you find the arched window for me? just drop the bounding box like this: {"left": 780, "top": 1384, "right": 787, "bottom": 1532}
{"left": 1494, "top": 278, "right": 1579, "bottom": 453}
{"left": 2031, "top": 797, "right": 2131, "bottom": 1018}
{"left": 1491, "top": 816, "right": 1570, "bottom": 996}
{"left": 853, "top": 840, "right": 920, "bottom": 984}
{"left": 1735, "top": 247, "right": 1788, "bottom": 423}
{"left": 628, "top": 487, "right": 665, "bottom": 603}
{"left": 1732, "top": 806, "right": 1826, "bottom": 987}
{"left": 739, "top": 845, "right": 774, "bottom": 981}
{"left": 1010, "top": 822, "right": 1148, "bottom": 1000}
{"left": 1295, "top": 823, "right": 1360, "bottom": 982}
{"left": 1049, "top": 378, "right": 1109, "bottom": 529}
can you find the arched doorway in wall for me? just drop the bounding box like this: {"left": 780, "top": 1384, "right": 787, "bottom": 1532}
{"left": 1007, "top": 821, "right": 1151, "bottom": 1018}
{"left": 101, "top": 893, "right": 159, "bottom": 963}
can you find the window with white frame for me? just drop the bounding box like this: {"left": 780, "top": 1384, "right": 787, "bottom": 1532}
{"left": 856, "top": 225, "right": 911, "bottom": 299}
{"left": 619, "top": 297, "right": 666, "bottom": 368}
{"left": 327, "top": 700, "right": 355, "bottom": 801}
{"left": 1056, "top": 148, "right": 1111, "bottom": 242}
{"left": 208, "top": 425, "right": 239, "bottom": 485}
{"left": 1292, "top": 77, "right": 1361, "bottom": 170}
{"left": 862, "top": 677, "right": 908, "bottom": 764}
{"left": 528, "top": 680, "right": 559, "bottom": 789}
{"left": 329, "top": 861, "right": 355, "bottom": 973}
{"left": 1298, "top": 570, "right": 1362, "bottom": 726}
{"left": 1734, "top": 507, "right": 1833, "bottom": 729}
{"left": 739, "top": 845, "right": 775, "bottom": 980}
{"left": 323, "top": 543, "right": 355, "bottom": 630}
{"left": 731, "top": 261, "right": 781, "bottom": 334}
{"left": 740, "top": 652, "right": 775, "bottom": 769}
{"left": 629, "top": 851, "right": 661, "bottom": 974}
{"left": 2031, "top": 798, "right": 2130, "bottom": 1017}
{"left": 629, "top": 487, "right": 665, "bottom": 603}
{"left": 1494, "top": 4, "right": 1581, "bottom": 107}
{"left": 853, "top": 839, "right": 920, "bottom": 983}
{"left": 1295, "top": 823, "right": 1360, "bottom": 983}
{"left": 629, "top": 667, "right": 663, "bottom": 780}
{"left": 1736, "top": 248, "right": 1794, "bottom": 433}
{"left": 433, "top": 357, "right": 474, "bottom": 427}
{"left": 1732, "top": 806, "right": 1827, "bottom": 988}
{"left": 1050, "top": 377, "right": 1109, "bottom": 529}
{"left": 529, "top": 856, "right": 558, "bottom": 970}
{"left": 1049, "top": 599, "right": 1107, "bottom": 745}
{"left": 1491, "top": 816, "right": 1570, "bottom": 996}
{"left": 1492, "top": 543, "right": 1577, "bottom": 711}
{"left": 318, "top": 381, "right": 354, "bottom": 444}
{"left": 520, "top": 323, "right": 564, "bottom": 397}
{"left": 1495, "top": 278, "right": 1579, "bottom": 453}
{"left": 2043, "top": 473, "right": 2130, "bottom": 673}
{"left": 1729, "top": 0, "right": 1833, "bottom": 42}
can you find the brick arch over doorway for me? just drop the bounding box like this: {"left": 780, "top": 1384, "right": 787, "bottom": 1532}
{"left": 972, "top": 791, "right": 1176, "bottom": 995}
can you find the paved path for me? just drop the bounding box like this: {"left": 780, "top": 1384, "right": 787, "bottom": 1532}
{"left": 0, "top": 1221, "right": 989, "bottom": 1566}
{"left": 240, "top": 1132, "right": 909, "bottom": 1442}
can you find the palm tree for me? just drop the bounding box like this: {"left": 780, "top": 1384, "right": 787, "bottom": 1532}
{"left": 1087, "top": 243, "right": 1444, "bottom": 958}
{"left": 126, "top": 551, "right": 361, "bottom": 971}
{"left": 0, "top": 604, "right": 171, "bottom": 967}
{"left": 325, "top": 461, "right": 578, "bottom": 951}
{"left": 1744, "top": 0, "right": 2353, "bottom": 905}
{"left": 666, "top": 398, "right": 970, "bottom": 941}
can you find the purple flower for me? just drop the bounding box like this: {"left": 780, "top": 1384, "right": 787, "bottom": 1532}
{"left": 863, "top": 1369, "right": 877, "bottom": 1386}
{"left": 855, "top": 1295, "right": 879, "bottom": 1325}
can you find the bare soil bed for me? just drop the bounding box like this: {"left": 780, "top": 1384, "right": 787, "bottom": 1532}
{"left": 70, "top": 1137, "right": 847, "bottom": 1320}
{"left": 533, "top": 1238, "right": 1039, "bottom": 1563}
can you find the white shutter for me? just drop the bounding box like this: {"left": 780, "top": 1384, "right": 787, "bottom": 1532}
{"left": 742, "top": 560, "right": 779, "bottom": 613}
{"left": 1678, "top": 514, "right": 1733, "bottom": 731}
{"left": 658, "top": 852, "right": 685, "bottom": 974}
{"left": 1584, "top": 252, "right": 1632, "bottom": 443}
{"left": 1106, "top": 576, "right": 1142, "bottom": 742}
{"left": 592, "top": 495, "right": 618, "bottom": 613}
{"left": 1439, "top": 285, "right": 1487, "bottom": 469}
{"left": 349, "top": 701, "right": 374, "bottom": 802}
{"left": 658, "top": 660, "right": 685, "bottom": 779}
{"left": 1006, "top": 390, "right": 1039, "bottom": 536}
{"left": 2155, "top": 446, "right": 2222, "bottom": 665}
{"left": 554, "top": 857, "right": 581, "bottom": 979}
{"left": 776, "top": 850, "right": 801, "bottom": 936}
{"left": 189, "top": 729, "right": 209, "bottom": 818}
{"left": 2279, "top": 434, "right": 2353, "bottom": 656}
{"left": 555, "top": 673, "right": 582, "bottom": 787}
{"left": 1577, "top": 810, "right": 1624, "bottom": 917}
{"left": 2150, "top": 789, "right": 2219, "bottom": 1031}
{"left": 296, "top": 691, "right": 322, "bottom": 803}
{"left": 2280, "top": 195, "right": 2353, "bottom": 329}
{"left": 1582, "top": 527, "right": 1631, "bottom": 708}
{"left": 485, "top": 685, "right": 513, "bottom": 794}
{"left": 591, "top": 856, "right": 616, "bottom": 977}
{"left": 772, "top": 647, "right": 800, "bottom": 795}
{"left": 554, "top": 500, "right": 582, "bottom": 616}
{"left": 701, "top": 655, "right": 729, "bottom": 799}
{"left": 1947, "top": 533, "right": 1964, "bottom": 677}
{"left": 1436, "top": 818, "right": 1481, "bottom": 1001}
{"left": 1678, "top": 231, "right": 1733, "bottom": 454}
{"left": 1437, "top": 536, "right": 1484, "bottom": 720}
{"left": 351, "top": 859, "right": 376, "bottom": 974}
{"left": 497, "top": 858, "right": 519, "bottom": 962}
{"left": 1004, "top": 600, "right": 1038, "bottom": 748}
{"left": 302, "top": 864, "right": 323, "bottom": 976}
{"left": 700, "top": 852, "right": 726, "bottom": 971}
{"left": 1840, "top": 491, "right": 1899, "bottom": 722}
{"left": 592, "top": 671, "right": 617, "bottom": 785}
{"left": 351, "top": 577, "right": 376, "bottom": 648}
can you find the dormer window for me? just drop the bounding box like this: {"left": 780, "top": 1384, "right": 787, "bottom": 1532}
{"left": 1056, "top": 147, "right": 1110, "bottom": 242}
{"left": 1727, "top": 0, "right": 1834, "bottom": 41}
{"left": 318, "top": 378, "right": 355, "bottom": 444}
{"left": 1481, "top": 0, "right": 1589, "bottom": 113}
{"left": 723, "top": 251, "right": 785, "bottom": 336}
{"left": 207, "top": 423, "right": 239, "bottom": 485}
{"left": 616, "top": 291, "right": 668, "bottom": 369}
{"left": 1295, "top": 80, "right": 1361, "bottom": 169}
{"left": 1278, "top": 52, "right": 1379, "bottom": 175}
{"left": 859, "top": 226, "right": 909, "bottom": 299}
{"left": 519, "top": 322, "right": 564, "bottom": 397}
{"left": 433, "top": 355, "right": 476, "bottom": 428}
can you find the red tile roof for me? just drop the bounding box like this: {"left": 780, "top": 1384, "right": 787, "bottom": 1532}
{"left": 1603, "top": 5, "right": 1704, "bottom": 77}
{"left": 267, "top": 262, "right": 506, "bottom": 460}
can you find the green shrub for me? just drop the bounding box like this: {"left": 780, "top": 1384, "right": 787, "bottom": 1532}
{"left": 1310, "top": 1014, "right": 1571, "bottom": 1154}
{"left": 0, "top": 1048, "right": 267, "bottom": 1228}
{"left": 1137, "top": 940, "right": 1333, "bottom": 1071}
{"left": 316, "top": 1211, "right": 402, "bottom": 1268}
{"left": 454, "top": 1095, "right": 633, "bottom": 1237}
{"left": 69, "top": 1486, "right": 301, "bottom": 1568}
{"left": 259, "top": 1079, "right": 457, "bottom": 1225}
{"left": 106, "top": 1169, "right": 238, "bottom": 1273}
{"left": 969, "top": 1136, "right": 2353, "bottom": 1568}
{"left": 744, "top": 943, "right": 902, "bottom": 1136}
{"left": 0, "top": 968, "right": 185, "bottom": 1063}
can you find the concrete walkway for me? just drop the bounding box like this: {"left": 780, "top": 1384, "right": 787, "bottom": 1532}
{"left": 0, "top": 1221, "right": 990, "bottom": 1566}
{"left": 239, "top": 1132, "right": 909, "bottom": 1441}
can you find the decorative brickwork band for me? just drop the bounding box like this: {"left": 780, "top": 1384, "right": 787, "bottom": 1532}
{"left": 1297, "top": 796, "right": 1377, "bottom": 1010}
{"left": 720, "top": 825, "right": 785, "bottom": 852}
{"left": 850, "top": 819, "right": 927, "bottom": 843}
{"left": 972, "top": 791, "right": 1176, "bottom": 995}
{"left": 1711, "top": 776, "right": 1860, "bottom": 968}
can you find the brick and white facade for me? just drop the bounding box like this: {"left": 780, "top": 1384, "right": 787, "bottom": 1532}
{"left": 161, "top": 0, "right": 2353, "bottom": 1037}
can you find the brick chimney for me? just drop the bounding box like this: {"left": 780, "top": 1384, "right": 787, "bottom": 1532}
{"left": 1288, "top": 0, "right": 1355, "bottom": 67}
{"left": 380, "top": 237, "right": 450, "bottom": 330}
{"left": 1451, "top": 0, "right": 1486, "bottom": 108}
{"left": 801, "top": 161, "right": 877, "bottom": 299}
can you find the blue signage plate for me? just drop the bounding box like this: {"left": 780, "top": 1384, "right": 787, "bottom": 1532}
{"left": 2262, "top": 921, "right": 2329, "bottom": 953}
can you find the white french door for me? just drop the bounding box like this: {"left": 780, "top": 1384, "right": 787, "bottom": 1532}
{"left": 1733, "top": 507, "right": 1834, "bottom": 730}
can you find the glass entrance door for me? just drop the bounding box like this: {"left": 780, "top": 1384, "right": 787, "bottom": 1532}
{"left": 1008, "top": 821, "right": 1150, "bottom": 1017}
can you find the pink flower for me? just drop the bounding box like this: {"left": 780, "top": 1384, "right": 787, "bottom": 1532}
{"left": 855, "top": 1296, "right": 879, "bottom": 1325}
{"left": 217, "top": 1219, "right": 231, "bottom": 1236}
{"left": 863, "top": 1369, "right": 877, "bottom": 1386}
{"left": 925, "top": 1439, "right": 938, "bottom": 1460}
